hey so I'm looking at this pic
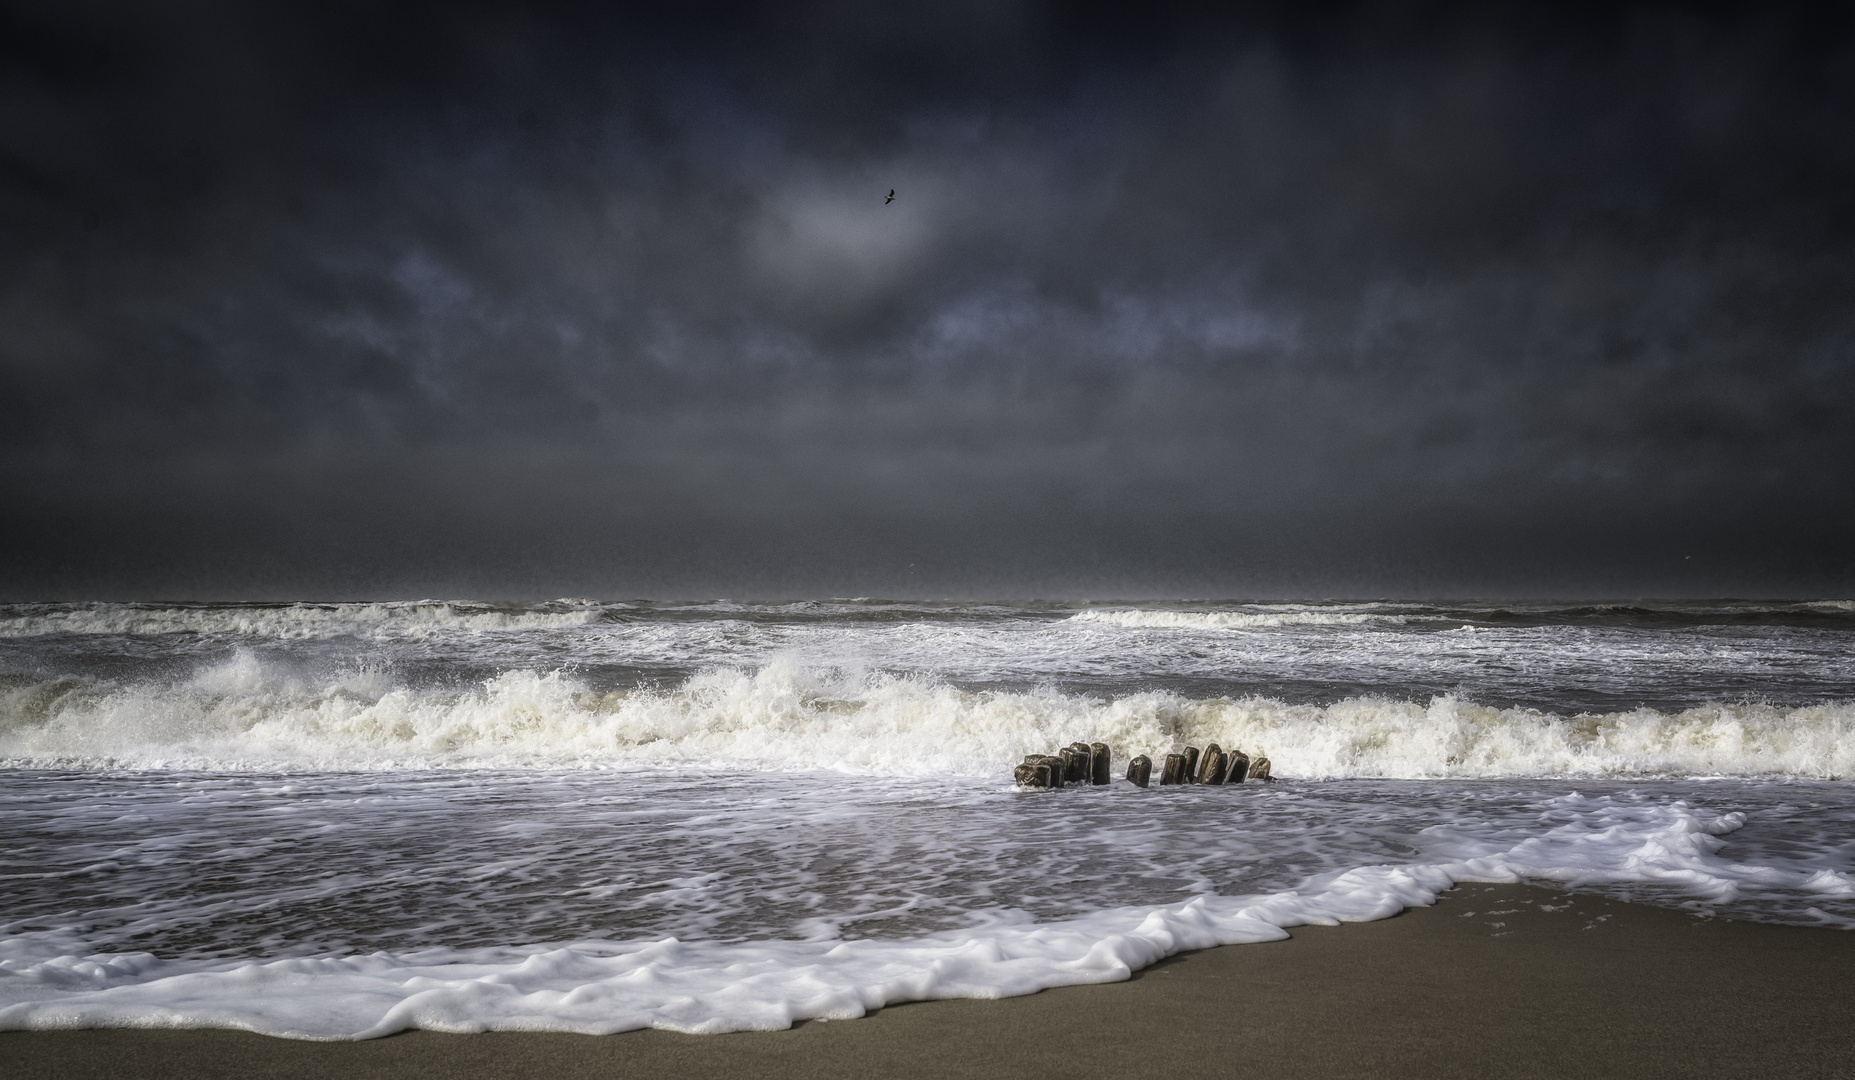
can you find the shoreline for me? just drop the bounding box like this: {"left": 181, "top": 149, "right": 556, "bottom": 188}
{"left": 9, "top": 884, "right": 1855, "bottom": 1079}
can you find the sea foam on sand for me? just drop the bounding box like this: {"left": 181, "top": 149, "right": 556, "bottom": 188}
{"left": 3, "top": 792, "right": 1844, "bottom": 1040}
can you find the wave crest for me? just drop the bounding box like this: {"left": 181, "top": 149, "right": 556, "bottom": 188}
{"left": 1, "top": 657, "right": 1848, "bottom": 778}
{"left": 0, "top": 601, "right": 606, "bottom": 640}
{"left": 1069, "top": 609, "right": 1400, "bottom": 630}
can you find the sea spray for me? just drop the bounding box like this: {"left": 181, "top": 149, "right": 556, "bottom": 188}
{"left": 3, "top": 656, "right": 1850, "bottom": 777}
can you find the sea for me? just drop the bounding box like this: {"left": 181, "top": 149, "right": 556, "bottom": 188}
{"left": 2, "top": 598, "right": 1852, "bottom": 1038}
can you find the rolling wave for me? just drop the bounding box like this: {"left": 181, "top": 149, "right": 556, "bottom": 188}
{"left": 0, "top": 601, "right": 606, "bottom": 640}
{"left": 1068, "top": 608, "right": 1402, "bottom": 629}
{"left": 2, "top": 654, "right": 1848, "bottom": 778}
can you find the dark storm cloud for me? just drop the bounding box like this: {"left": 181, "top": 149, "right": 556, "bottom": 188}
{"left": 2, "top": 1, "right": 1852, "bottom": 597}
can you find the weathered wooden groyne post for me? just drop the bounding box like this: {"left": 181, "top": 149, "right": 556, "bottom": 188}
{"left": 1015, "top": 740, "right": 1270, "bottom": 789}
{"left": 1016, "top": 744, "right": 1116, "bottom": 788}
{"left": 1017, "top": 754, "right": 1067, "bottom": 788}
{"left": 1197, "top": 743, "right": 1228, "bottom": 785}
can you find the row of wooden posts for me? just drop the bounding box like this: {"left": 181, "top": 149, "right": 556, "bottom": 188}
{"left": 1014, "top": 742, "right": 1273, "bottom": 789}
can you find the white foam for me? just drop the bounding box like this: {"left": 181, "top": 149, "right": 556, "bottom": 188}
{"left": 5, "top": 600, "right": 1848, "bottom": 1040}
{"left": 1069, "top": 608, "right": 1401, "bottom": 629}
{"left": 6, "top": 601, "right": 1848, "bottom": 721}
{"left": 0, "top": 601, "right": 605, "bottom": 640}
{"left": 0, "top": 793, "right": 1814, "bottom": 1039}
{"left": 1419, "top": 792, "right": 1855, "bottom": 903}
{"left": 3, "top": 657, "right": 1850, "bottom": 777}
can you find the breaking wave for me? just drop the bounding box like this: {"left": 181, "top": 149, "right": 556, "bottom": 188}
{"left": 2, "top": 655, "right": 1848, "bottom": 777}
{"left": 1069, "top": 608, "right": 1402, "bottom": 630}
{"left": 0, "top": 601, "right": 606, "bottom": 640}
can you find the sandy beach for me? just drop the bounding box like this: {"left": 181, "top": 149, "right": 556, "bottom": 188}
{"left": 9, "top": 883, "right": 1852, "bottom": 1080}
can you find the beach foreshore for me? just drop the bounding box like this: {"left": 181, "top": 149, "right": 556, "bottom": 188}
{"left": 9, "top": 884, "right": 1853, "bottom": 1080}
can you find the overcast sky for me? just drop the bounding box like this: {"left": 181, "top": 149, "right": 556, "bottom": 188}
{"left": 3, "top": 1, "right": 1852, "bottom": 599}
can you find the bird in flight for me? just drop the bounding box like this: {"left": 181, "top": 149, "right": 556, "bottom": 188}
{"left": 885, "top": 189, "right": 895, "bottom": 204}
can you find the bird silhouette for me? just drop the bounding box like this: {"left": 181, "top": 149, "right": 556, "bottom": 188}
{"left": 885, "top": 189, "right": 895, "bottom": 204}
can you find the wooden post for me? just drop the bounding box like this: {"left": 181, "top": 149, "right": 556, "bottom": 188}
{"left": 1159, "top": 753, "right": 1187, "bottom": 785}
{"left": 1014, "top": 763, "right": 1043, "bottom": 788}
{"left": 1201, "top": 750, "right": 1228, "bottom": 785}
{"left": 1226, "top": 750, "right": 1250, "bottom": 784}
{"left": 1126, "top": 754, "right": 1152, "bottom": 787}
{"left": 1249, "top": 756, "right": 1273, "bottom": 782}
{"left": 1181, "top": 746, "right": 1200, "bottom": 783}
{"left": 1090, "top": 742, "right": 1111, "bottom": 785}
{"left": 1195, "top": 743, "right": 1224, "bottom": 784}
{"left": 1061, "top": 747, "right": 1089, "bottom": 785}
{"left": 1025, "top": 754, "right": 1065, "bottom": 788}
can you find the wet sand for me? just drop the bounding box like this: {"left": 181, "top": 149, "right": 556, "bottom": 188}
{"left": 9, "top": 884, "right": 1854, "bottom": 1080}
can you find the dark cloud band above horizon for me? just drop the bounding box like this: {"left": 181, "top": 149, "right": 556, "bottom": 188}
{"left": 3, "top": 1, "right": 1852, "bottom": 599}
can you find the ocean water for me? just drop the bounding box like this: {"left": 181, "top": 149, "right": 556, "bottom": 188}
{"left": 1, "top": 599, "right": 1852, "bottom": 1038}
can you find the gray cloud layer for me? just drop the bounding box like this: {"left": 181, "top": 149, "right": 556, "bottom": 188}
{"left": 3, "top": 2, "right": 1852, "bottom": 597}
